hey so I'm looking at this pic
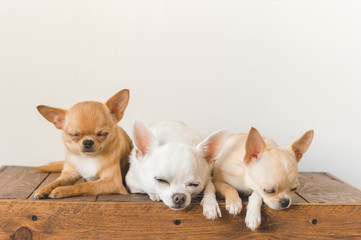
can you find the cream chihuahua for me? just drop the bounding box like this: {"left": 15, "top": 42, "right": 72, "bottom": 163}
{"left": 212, "top": 127, "right": 314, "bottom": 230}
{"left": 34, "top": 89, "right": 132, "bottom": 199}
{"left": 125, "top": 120, "right": 227, "bottom": 219}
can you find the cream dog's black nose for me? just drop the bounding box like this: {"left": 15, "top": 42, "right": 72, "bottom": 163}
{"left": 83, "top": 140, "right": 94, "bottom": 148}
{"left": 172, "top": 193, "right": 186, "bottom": 206}
{"left": 280, "top": 198, "right": 290, "bottom": 208}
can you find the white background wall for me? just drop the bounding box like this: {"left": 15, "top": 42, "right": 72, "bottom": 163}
{"left": 1, "top": 0, "right": 360, "bottom": 189}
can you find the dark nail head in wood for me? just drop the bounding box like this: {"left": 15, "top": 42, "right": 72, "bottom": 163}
{"left": 31, "top": 215, "right": 37, "bottom": 221}
{"left": 312, "top": 219, "right": 317, "bottom": 225}
{"left": 174, "top": 220, "right": 181, "bottom": 225}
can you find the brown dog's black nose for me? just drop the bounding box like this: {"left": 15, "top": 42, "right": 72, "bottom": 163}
{"left": 172, "top": 193, "right": 186, "bottom": 206}
{"left": 280, "top": 198, "right": 290, "bottom": 208}
{"left": 83, "top": 140, "right": 94, "bottom": 148}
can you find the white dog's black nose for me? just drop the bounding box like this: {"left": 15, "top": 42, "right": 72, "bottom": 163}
{"left": 83, "top": 140, "right": 94, "bottom": 148}
{"left": 280, "top": 198, "right": 290, "bottom": 208}
{"left": 172, "top": 193, "right": 186, "bottom": 206}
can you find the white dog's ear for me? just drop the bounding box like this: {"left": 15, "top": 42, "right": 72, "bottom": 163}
{"left": 133, "top": 119, "right": 157, "bottom": 159}
{"left": 291, "top": 130, "right": 314, "bottom": 162}
{"left": 197, "top": 130, "right": 228, "bottom": 165}
{"left": 244, "top": 127, "right": 266, "bottom": 165}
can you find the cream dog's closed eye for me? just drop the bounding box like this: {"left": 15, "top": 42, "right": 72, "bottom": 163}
{"left": 212, "top": 127, "right": 314, "bottom": 230}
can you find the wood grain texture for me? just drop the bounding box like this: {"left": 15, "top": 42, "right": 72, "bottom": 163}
{"left": 0, "top": 201, "right": 360, "bottom": 240}
{"left": 297, "top": 172, "right": 361, "bottom": 204}
{"left": 1, "top": 167, "right": 361, "bottom": 239}
{"left": 127, "top": 193, "right": 152, "bottom": 202}
{"left": 325, "top": 172, "right": 361, "bottom": 192}
{"left": 97, "top": 194, "right": 130, "bottom": 202}
{"left": 290, "top": 192, "right": 308, "bottom": 203}
{"left": 10, "top": 226, "right": 32, "bottom": 240}
{"left": 0, "top": 166, "right": 48, "bottom": 200}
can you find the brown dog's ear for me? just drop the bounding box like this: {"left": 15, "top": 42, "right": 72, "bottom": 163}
{"left": 106, "top": 89, "right": 130, "bottom": 122}
{"left": 197, "top": 130, "right": 228, "bottom": 165}
{"left": 37, "top": 105, "right": 67, "bottom": 130}
{"left": 133, "top": 119, "right": 157, "bottom": 159}
{"left": 292, "top": 130, "right": 314, "bottom": 162}
{"left": 244, "top": 127, "right": 266, "bottom": 165}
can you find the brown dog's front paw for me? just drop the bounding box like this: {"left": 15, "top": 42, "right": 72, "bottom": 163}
{"left": 34, "top": 192, "right": 48, "bottom": 200}
{"left": 49, "top": 187, "right": 68, "bottom": 199}
{"left": 34, "top": 187, "right": 52, "bottom": 199}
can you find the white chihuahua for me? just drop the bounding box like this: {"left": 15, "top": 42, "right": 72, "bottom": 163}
{"left": 125, "top": 120, "right": 227, "bottom": 219}
{"left": 212, "top": 127, "right": 314, "bottom": 230}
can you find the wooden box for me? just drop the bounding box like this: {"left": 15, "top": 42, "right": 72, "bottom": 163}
{"left": 0, "top": 166, "right": 360, "bottom": 239}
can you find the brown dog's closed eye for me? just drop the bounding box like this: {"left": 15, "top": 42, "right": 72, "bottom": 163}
{"left": 34, "top": 89, "right": 132, "bottom": 199}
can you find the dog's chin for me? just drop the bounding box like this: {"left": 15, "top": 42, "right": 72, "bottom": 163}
{"left": 82, "top": 146, "right": 103, "bottom": 153}
{"left": 266, "top": 203, "right": 289, "bottom": 210}
{"left": 169, "top": 205, "right": 187, "bottom": 211}
{"left": 81, "top": 149, "right": 96, "bottom": 155}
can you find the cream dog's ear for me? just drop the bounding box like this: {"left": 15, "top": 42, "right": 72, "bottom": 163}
{"left": 292, "top": 130, "right": 314, "bottom": 162}
{"left": 133, "top": 118, "right": 157, "bottom": 159}
{"left": 37, "top": 105, "right": 67, "bottom": 130}
{"left": 244, "top": 127, "right": 266, "bottom": 165}
{"left": 105, "top": 89, "right": 130, "bottom": 122}
{"left": 197, "top": 130, "right": 228, "bottom": 165}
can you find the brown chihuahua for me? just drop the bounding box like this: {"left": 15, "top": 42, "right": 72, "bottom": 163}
{"left": 34, "top": 89, "right": 132, "bottom": 199}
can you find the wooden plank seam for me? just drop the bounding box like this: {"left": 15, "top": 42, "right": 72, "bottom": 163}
{"left": 26, "top": 172, "right": 50, "bottom": 200}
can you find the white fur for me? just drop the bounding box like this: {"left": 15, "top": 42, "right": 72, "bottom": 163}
{"left": 245, "top": 191, "right": 262, "bottom": 231}
{"left": 69, "top": 154, "right": 100, "bottom": 181}
{"left": 201, "top": 179, "right": 222, "bottom": 220}
{"left": 126, "top": 120, "right": 226, "bottom": 219}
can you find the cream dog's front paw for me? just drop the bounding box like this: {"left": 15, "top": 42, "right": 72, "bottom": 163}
{"left": 245, "top": 210, "right": 261, "bottom": 231}
{"left": 225, "top": 198, "right": 243, "bottom": 216}
{"left": 201, "top": 197, "right": 222, "bottom": 220}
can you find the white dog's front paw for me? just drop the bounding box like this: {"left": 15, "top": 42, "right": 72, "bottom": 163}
{"left": 201, "top": 198, "right": 222, "bottom": 220}
{"left": 148, "top": 193, "right": 161, "bottom": 202}
{"left": 245, "top": 211, "right": 261, "bottom": 231}
{"left": 226, "top": 199, "right": 243, "bottom": 216}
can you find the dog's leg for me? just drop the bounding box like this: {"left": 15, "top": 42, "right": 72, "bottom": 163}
{"left": 245, "top": 191, "right": 262, "bottom": 231}
{"left": 201, "top": 179, "right": 221, "bottom": 220}
{"left": 34, "top": 173, "right": 80, "bottom": 199}
{"left": 49, "top": 175, "right": 127, "bottom": 198}
{"left": 214, "top": 181, "right": 242, "bottom": 215}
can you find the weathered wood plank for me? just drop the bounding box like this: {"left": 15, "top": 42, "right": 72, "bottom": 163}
{"left": 0, "top": 166, "right": 359, "bottom": 206}
{"left": 324, "top": 172, "right": 361, "bottom": 192}
{"left": 0, "top": 166, "right": 48, "bottom": 200}
{"left": 297, "top": 172, "right": 361, "bottom": 204}
{"left": 97, "top": 194, "right": 130, "bottom": 202}
{"left": 129, "top": 193, "right": 152, "bottom": 202}
{"left": 28, "top": 172, "right": 97, "bottom": 202}
{"left": 0, "top": 166, "right": 6, "bottom": 173}
{"left": 291, "top": 192, "right": 308, "bottom": 203}
{"left": 28, "top": 172, "right": 59, "bottom": 200}
{"left": 0, "top": 201, "right": 359, "bottom": 239}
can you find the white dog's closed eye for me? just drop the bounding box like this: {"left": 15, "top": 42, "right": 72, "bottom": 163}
{"left": 125, "top": 119, "right": 227, "bottom": 218}
{"left": 154, "top": 177, "right": 169, "bottom": 184}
